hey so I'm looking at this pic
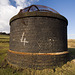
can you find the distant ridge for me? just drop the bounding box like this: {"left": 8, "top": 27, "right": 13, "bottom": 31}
{"left": 0, "top": 32, "right": 10, "bottom": 35}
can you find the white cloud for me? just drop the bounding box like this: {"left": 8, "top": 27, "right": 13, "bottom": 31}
{"left": 0, "top": 0, "right": 9, "bottom": 6}
{"left": 14, "top": 0, "right": 39, "bottom": 8}
{"left": 0, "top": 0, "right": 39, "bottom": 33}
{"left": 69, "top": 34, "right": 75, "bottom": 36}
{"left": 14, "top": 0, "right": 28, "bottom": 7}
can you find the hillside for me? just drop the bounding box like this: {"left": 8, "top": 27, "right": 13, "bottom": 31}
{"left": 68, "top": 39, "right": 75, "bottom": 48}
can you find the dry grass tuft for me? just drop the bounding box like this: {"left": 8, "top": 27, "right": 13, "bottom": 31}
{"left": 68, "top": 39, "right": 75, "bottom": 48}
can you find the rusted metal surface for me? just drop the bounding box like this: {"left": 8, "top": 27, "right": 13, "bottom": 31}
{"left": 7, "top": 51, "right": 69, "bottom": 69}
{"left": 8, "top": 50, "right": 69, "bottom": 55}
{"left": 20, "top": 5, "right": 59, "bottom": 13}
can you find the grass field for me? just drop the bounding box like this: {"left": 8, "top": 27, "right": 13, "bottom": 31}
{"left": 68, "top": 39, "right": 75, "bottom": 48}
{"left": 0, "top": 34, "right": 75, "bottom": 75}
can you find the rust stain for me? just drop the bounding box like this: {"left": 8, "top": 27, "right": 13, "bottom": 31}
{"left": 8, "top": 50, "right": 69, "bottom": 55}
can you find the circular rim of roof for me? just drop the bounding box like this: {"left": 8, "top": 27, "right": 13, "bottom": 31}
{"left": 10, "top": 5, "right": 68, "bottom": 25}
{"left": 20, "top": 5, "right": 59, "bottom": 14}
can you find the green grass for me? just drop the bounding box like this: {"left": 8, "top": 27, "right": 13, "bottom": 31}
{"left": 68, "top": 48, "right": 75, "bottom": 55}
{"left": 0, "top": 35, "right": 9, "bottom": 38}
{"left": 0, "top": 34, "right": 75, "bottom": 75}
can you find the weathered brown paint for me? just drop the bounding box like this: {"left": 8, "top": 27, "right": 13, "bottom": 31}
{"left": 8, "top": 50, "right": 69, "bottom": 55}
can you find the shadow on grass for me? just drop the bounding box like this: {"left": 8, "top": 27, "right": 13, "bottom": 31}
{"left": 68, "top": 48, "right": 75, "bottom": 60}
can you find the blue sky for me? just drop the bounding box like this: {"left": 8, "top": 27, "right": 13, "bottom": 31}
{"left": 35, "top": 0, "right": 75, "bottom": 39}
{"left": 0, "top": 0, "right": 75, "bottom": 39}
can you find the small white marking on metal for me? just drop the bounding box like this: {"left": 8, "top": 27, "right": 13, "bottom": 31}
{"left": 53, "top": 40, "right": 54, "bottom": 41}
{"left": 23, "top": 38, "right": 29, "bottom": 46}
{"left": 13, "top": 39, "right": 15, "bottom": 41}
{"left": 49, "top": 39, "right": 51, "bottom": 41}
{"left": 20, "top": 32, "right": 29, "bottom": 46}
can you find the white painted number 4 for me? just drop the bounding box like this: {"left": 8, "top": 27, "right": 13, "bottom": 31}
{"left": 20, "top": 32, "right": 29, "bottom": 46}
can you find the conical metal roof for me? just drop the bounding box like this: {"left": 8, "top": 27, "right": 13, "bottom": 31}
{"left": 20, "top": 5, "right": 59, "bottom": 14}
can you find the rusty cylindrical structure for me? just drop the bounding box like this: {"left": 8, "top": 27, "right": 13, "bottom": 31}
{"left": 7, "top": 5, "right": 69, "bottom": 69}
